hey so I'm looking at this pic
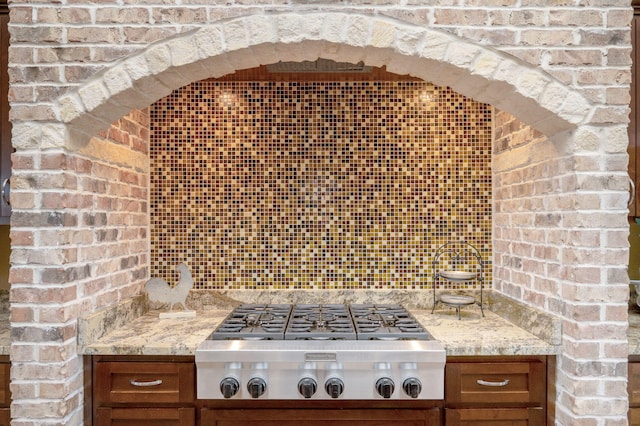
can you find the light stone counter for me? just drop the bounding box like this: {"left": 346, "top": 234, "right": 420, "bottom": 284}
{"left": 417, "top": 307, "right": 557, "bottom": 356}
{"left": 80, "top": 295, "right": 558, "bottom": 357}
{"left": 81, "top": 309, "right": 229, "bottom": 356}
{"left": 0, "top": 312, "right": 8, "bottom": 356}
{"left": 0, "top": 291, "right": 9, "bottom": 355}
{"left": 628, "top": 310, "right": 640, "bottom": 356}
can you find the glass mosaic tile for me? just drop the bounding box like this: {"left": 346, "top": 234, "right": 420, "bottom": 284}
{"left": 149, "top": 80, "right": 492, "bottom": 290}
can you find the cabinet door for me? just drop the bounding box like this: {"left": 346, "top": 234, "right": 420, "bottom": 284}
{"left": 446, "top": 360, "right": 545, "bottom": 406}
{"left": 0, "top": 362, "right": 10, "bottom": 425}
{"left": 630, "top": 361, "right": 640, "bottom": 406}
{"left": 445, "top": 407, "right": 544, "bottom": 425}
{"left": 0, "top": 4, "right": 9, "bottom": 222}
{"left": 630, "top": 361, "right": 640, "bottom": 425}
{"left": 0, "top": 408, "right": 8, "bottom": 426}
{"left": 0, "top": 362, "right": 9, "bottom": 408}
{"left": 633, "top": 12, "right": 640, "bottom": 216}
{"left": 630, "top": 407, "right": 640, "bottom": 426}
{"left": 200, "top": 408, "right": 441, "bottom": 426}
{"left": 95, "top": 407, "right": 194, "bottom": 426}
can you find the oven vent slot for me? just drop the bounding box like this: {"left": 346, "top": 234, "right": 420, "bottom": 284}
{"left": 266, "top": 58, "right": 372, "bottom": 73}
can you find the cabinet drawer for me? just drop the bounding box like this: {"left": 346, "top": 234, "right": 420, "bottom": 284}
{"left": 95, "top": 407, "right": 195, "bottom": 426}
{"left": 445, "top": 360, "right": 545, "bottom": 406}
{"left": 630, "top": 407, "right": 640, "bottom": 426}
{"left": 95, "top": 361, "right": 194, "bottom": 405}
{"left": 0, "top": 408, "right": 8, "bottom": 426}
{"left": 630, "top": 362, "right": 640, "bottom": 406}
{"left": 201, "top": 408, "right": 441, "bottom": 426}
{"left": 445, "top": 407, "right": 544, "bottom": 425}
{"left": 0, "top": 363, "right": 10, "bottom": 408}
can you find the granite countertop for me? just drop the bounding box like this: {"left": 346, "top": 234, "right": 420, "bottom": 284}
{"left": 413, "top": 308, "right": 556, "bottom": 356}
{"left": 628, "top": 310, "right": 640, "bottom": 355}
{"left": 0, "top": 312, "right": 8, "bottom": 356}
{"left": 9, "top": 288, "right": 640, "bottom": 357}
{"left": 81, "top": 309, "right": 230, "bottom": 356}
{"left": 80, "top": 298, "right": 558, "bottom": 357}
{"left": 0, "top": 290, "right": 9, "bottom": 355}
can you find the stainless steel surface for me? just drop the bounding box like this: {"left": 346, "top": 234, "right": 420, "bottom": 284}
{"left": 1, "top": 178, "right": 9, "bottom": 206}
{"left": 196, "top": 303, "right": 445, "bottom": 400}
{"left": 196, "top": 339, "right": 445, "bottom": 400}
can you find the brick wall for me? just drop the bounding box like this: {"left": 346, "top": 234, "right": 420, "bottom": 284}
{"left": 493, "top": 110, "right": 631, "bottom": 424}
{"left": 10, "top": 110, "right": 149, "bottom": 423}
{"left": 5, "top": 2, "right": 632, "bottom": 424}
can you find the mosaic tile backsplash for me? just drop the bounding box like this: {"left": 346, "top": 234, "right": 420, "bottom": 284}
{"left": 149, "top": 80, "right": 492, "bottom": 290}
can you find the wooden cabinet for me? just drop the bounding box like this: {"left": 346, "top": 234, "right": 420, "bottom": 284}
{"left": 445, "top": 408, "right": 544, "bottom": 425}
{"left": 445, "top": 356, "right": 548, "bottom": 426}
{"left": 632, "top": 10, "right": 638, "bottom": 216}
{"left": 89, "top": 356, "right": 196, "bottom": 426}
{"left": 0, "top": 357, "right": 10, "bottom": 425}
{"left": 86, "top": 355, "right": 552, "bottom": 426}
{"left": 96, "top": 408, "right": 194, "bottom": 426}
{"left": 0, "top": 1, "right": 10, "bottom": 224}
{"left": 201, "top": 408, "right": 441, "bottom": 425}
{"left": 629, "top": 357, "right": 640, "bottom": 425}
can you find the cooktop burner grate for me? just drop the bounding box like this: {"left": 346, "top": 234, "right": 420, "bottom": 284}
{"left": 208, "top": 304, "right": 292, "bottom": 340}
{"left": 208, "top": 303, "right": 432, "bottom": 341}
{"left": 350, "top": 304, "right": 433, "bottom": 340}
{"left": 285, "top": 304, "right": 357, "bottom": 340}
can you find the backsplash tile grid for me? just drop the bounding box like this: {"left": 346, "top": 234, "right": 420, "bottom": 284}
{"left": 150, "top": 80, "right": 492, "bottom": 290}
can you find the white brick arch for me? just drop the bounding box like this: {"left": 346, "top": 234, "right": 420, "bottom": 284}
{"left": 56, "top": 12, "right": 593, "bottom": 144}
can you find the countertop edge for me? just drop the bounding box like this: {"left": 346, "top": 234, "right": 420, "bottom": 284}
{"left": 78, "top": 296, "right": 561, "bottom": 357}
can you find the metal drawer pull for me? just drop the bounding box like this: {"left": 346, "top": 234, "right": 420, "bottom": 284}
{"left": 477, "top": 379, "right": 510, "bottom": 387}
{"left": 130, "top": 379, "right": 163, "bottom": 387}
{"left": 1, "top": 178, "right": 9, "bottom": 206}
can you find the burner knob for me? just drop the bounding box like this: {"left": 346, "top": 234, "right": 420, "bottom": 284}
{"left": 219, "top": 377, "right": 240, "bottom": 399}
{"left": 298, "top": 377, "right": 317, "bottom": 399}
{"left": 375, "top": 377, "right": 395, "bottom": 399}
{"left": 403, "top": 378, "right": 422, "bottom": 399}
{"left": 325, "top": 377, "right": 344, "bottom": 399}
{"left": 247, "top": 377, "right": 267, "bottom": 399}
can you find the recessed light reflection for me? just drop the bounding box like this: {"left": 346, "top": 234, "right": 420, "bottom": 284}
{"left": 418, "top": 90, "right": 435, "bottom": 105}
{"left": 218, "top": 91, "right": 236, "bottom": 109}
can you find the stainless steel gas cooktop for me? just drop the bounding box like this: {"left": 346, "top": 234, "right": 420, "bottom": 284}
{"left": 196, "top": 303, "right": 445, "bottom": 401}
{"left": 206, "top": 303, "right": 433, "bottom": 341}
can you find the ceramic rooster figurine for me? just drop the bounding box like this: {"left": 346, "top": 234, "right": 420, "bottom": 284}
{"left": 145, "top": 263, "right": 194, "bottom": 311}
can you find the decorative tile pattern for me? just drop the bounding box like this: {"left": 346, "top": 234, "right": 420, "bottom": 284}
{"left": 149, "top": 80, "right": 492, "bottom": 290}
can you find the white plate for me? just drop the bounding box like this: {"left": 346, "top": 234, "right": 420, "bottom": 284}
{"left": 440, "top": 270, "right": 476, "bottom": 282}
{"left": 439, "top": 294, "right": 476, "bottom": 306}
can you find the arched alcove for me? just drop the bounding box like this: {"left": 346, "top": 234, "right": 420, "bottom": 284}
{"left": 10, "top": 10, "right": 626, "bottom": 426}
